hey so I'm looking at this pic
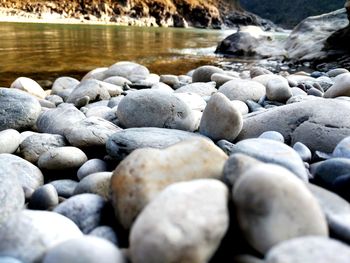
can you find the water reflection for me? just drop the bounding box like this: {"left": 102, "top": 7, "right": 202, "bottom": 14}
{"left": 0, "top": 22, "right": 234, "bottom": 86}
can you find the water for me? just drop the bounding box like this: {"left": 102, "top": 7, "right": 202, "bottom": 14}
{"left": 0, "top": 22, "right": 240, "bottom": 87}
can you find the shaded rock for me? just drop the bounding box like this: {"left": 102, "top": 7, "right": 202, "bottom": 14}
{"left": 105, "top": 61, "right": 149, "bottom": 82}
{"left": 64, "top": 117, "right": 121, "bottom": 148}
{"left": 36, "top": 103, "right": 86, "bottom": 136}
{"left": 265, "top": 237, "right": 350, "bottom": 263}
{"left": 74, "top": 172, "right": 112, "bottom": 199}
{"left": 106, "top": 127, "right": 205, "bottom": 160}
{"left": 159, "top": 74, "right": 180, "bottom": 87}
{"left": 77, "top": 159, "right": 108, "bottom": 180}
{"left": 89, "top": 226, "right": 118, "bottom": 245}
{"left": 117, "top": 90, "right": 196, "bottom": 131}
{"left": 218, "top": 79, "right": 266, "bottom": 102}
{"left": 111, "top": 138, "right": 228, "bottom": 229}
{"left": 20, "top": 133, "right": 67, "bottom": 163}
{"left": 10, "top": 77, "right": 46, "bottom": 99}
{"left": 0, "top": 210, "right": 82, "bottom": 263}
{"left": 38, "top": 147, "right": 87, "bottom": 171}
{"left": 313, "top": 158, "right": 350, "bottom": 186}
{"left": 192, "top": 65, "right": 225, "bottom": 83}
{"left": 82, "top": 68, "right": 108, "bottom": 81}
{"left": 211, "top": 73, "right": 237, "bottom": 87}
{"left": 237, "top": 98, "right": 350, "bottom": 152}
{"left": 233, "top": 164, "right": 328, "bottom": 254}
{"left": 0, "top": 153, "right": 43, "bottom": 195}
{"left": 42, "top": 236, "right": 125, "bottom": 263}
{"left": 215, "top": 31, "right": 260, "bottom": 56}
{"left": 199, "top": 93, "right": 243, "bottom": 141}
{"left": 50, "top": 179, "right": 78, "bottom": 198}
{"left": 232, "top": 138, "right": 308, "bottom": 181}
{"left": 0, "top": 88, "right": 41, "bottom": 131}
{"left": 328, "top": 68, "right": 349, "bottom": 77}
{"left": 0, "top": 129, "right": 20, "bottom": 154}
{"left": 29, "top": 184, "right": 59, "bottom": 210}
{"left": 174, "top": 82, "right": 217, "bottom": 97}
{"left": 130, "top": 179, "right": 229, "bottom": 263}
{"left": 54, "top": 193, "right": 106, "bottom": 234}
{"left": 45, "top": 95, "right": 64, "bottom": 106}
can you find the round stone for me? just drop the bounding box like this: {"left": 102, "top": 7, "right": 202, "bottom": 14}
{"left": 29, "top": 184, "right": 59, "bottom": 210}
{"left": 51, "top": 77, "right": 80, "bottom": 100}
{"left": 324, "top": 73, "right": 350, "bottom": 98}
{"left": 192, "top": 65, "right": 225, "bottom": 83}
{"left": 0, "top": 88, "right": 41, "bottom": 131}
{"left": 218, "top": 79, "right": 266, "bottom": 102}
{"left": 0, "top": 129, "right": 20, "bottom": 154}
{"left": 293, "top": 142, "right": 312, "bottom": 162}
{"left": 174, "top": 82, "right": 217, "bottom": 97}
{"left": 42, "top": 236, "right": 125, "bottom": 263}
{"left": 233, "top": 164, "right": 328, "bottom": 254}
{"left": 50, "top": 179, "right": 78, "bottom": 198}
{"left": 105, "top": 61, "right": 149, "bottom": 82}
{"left": 103, "top": 76, "right": 131, "bottom": 86}
{"left": 74, "top": 172, "right": 112, "bottom": 200}
{"left": 130, "top": 179, "right": 229, "bottom": 263}
{"left": 199, "top": 93, "right": 243, "bottom": 142}
{"left": 332, "top": 136, "right": 350, "bottom": 158}
{"left": 266, "top": 78, "right": 292, "bottom": 102}
{"left": 77, "top": 159, "right": 108, "bottom": 180}
{"left": 259, "top": 131, "right": 285, "bottom": 143}
{"left": 89, "top": 226, "right": 118, "bottom": 245}
{"left": 10, "top": 77, "right": 46, "bottom": 99}
{"left": 38, "top": 147, "right": 87, "bottom": 171}
{"left": 174, "top": 92, "right": 207, "bottom": 111}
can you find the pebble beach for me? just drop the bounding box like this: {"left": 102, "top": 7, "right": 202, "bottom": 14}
{"left": 1, "top": 61, "right": 350, "bottom": 262}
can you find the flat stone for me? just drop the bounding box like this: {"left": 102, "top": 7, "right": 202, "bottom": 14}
{"left": 218, "top": 79, "right": 266, "bottom": 102}
{"left": 20, "top": 133, "right": 67, "bottom": 163}
{"left": 106, "top": 127, "right": 205, "bottom": 160}
{"left": 0, "top": 88, "right": 41, "bottom": 131}
{"left": 42, "top": 236, "right": 125, "bottom": 263}
{"left": 117, "top": 90, "right": 196, "bottom": 131}
{"left": 36, "top": 103, "right": 86, "bottom": 136}
{"left": 265, "top": 237, "right": 350, "bottom": 263}
{"left": 54, "top": 193, "right": 106, "bottom": 234}
{"left": 64, "top": 117, "right": 121, "bottom": 148}
{"left": 130, "top": 179, "right": 229, "bottom": 263}
{"left": 232, "top": 138, "right": 308, "bottom": 181}
{"left": 233, "top": 164, "right": 328, "bottom": 254}
{"left": 10, "top": 77, "right": 46, "bottom": 99}
{"left": 0, "top": 210, "right": 82, "bottom": 263}
{"left": 0, "top": 129, "right": 20, "bottom": 154}
{"left": 237, "top": 98, "right": 350, "bottom": 152}
{"left": 111, "top": 138, "right": 228, "bottom": 229}
{"left": 38, "top": 147, "right": 87, "bottom": 171}
{"left": 199, "top": 93, "right": 243, "bottom": 142}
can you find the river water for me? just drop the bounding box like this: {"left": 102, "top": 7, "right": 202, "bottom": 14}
{"left": 0, "top": 22, "right": 243, "bottom": 87}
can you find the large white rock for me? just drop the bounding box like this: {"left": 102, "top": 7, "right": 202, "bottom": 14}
{"left": 324, "top": 73, "right": 350, "bottom": 98}
{"left": 110, "top": 138, "right": 228, "bottom": 229}
{"left": 10, "top": 77, "right": 46, "bottom": 99}
{"left": 130, "top": 179, "right": 229, "bottom": 263}
{"left": 218, "top": 79, "right": 266, "bottom": 102}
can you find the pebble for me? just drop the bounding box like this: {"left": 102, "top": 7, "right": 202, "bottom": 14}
{"left": 218, "top": 79, "right": 266, "bottom": 102}
{"left": 0, "top": 88, "right": 41, "bottom": 131}
{"left": 265, "top": 237, "right": 350, "bottom": 263}
{"left": 49, "top": 179, "right": 78, "bottom": 198}
{"left": 64, "top": 117, "right": 121, "bottom": 148}
{"left": 51, "top": 77, "right": 80, "bottom": 99}
{"left": 266, "top": 77, "right": 292, "bottom": 102}
{"left": 159, "top": 74, "right": 180, "bottom": 87}
{"left": 54, "top": 193, "right": 106, "bottom": 234}
{"left": 199, "top": 93, "right": 243, "bottom": 141}
{"left": 192, "top": 65, "right": 225, "bottom": 82}
{"left": 174, "top": 82, "right": 217, "bottom": 97}
{"left": 0, "top": 210, "right": 82, "bottom": 263}
{"left": 89, "top": 226, "right": 119, "bottom": 245}
{"left": 332, "top": 136, "right": 350, "bottom": 158}
{"left": 258, "top": 131, "right": 285, "bottom": 143}
{"left": 327, "top": 68, "right": 349, "bottom": 77}
{"left": 117, "top": 89, "right": 196, "bottom": 131}
{"left": 103, "top": 76, "right": 131, "bottom": 86}
{"left": 77, "top": 159, "right": 109, "bottom": 180}
{"left": 233, "top": 164, "right": 328, "bottom": 254}
{"left": 42, "top": 236, "right": 125, "bottom": 263}
{"left": 110, "top": 138, "right": 228, "bottom": 229}
{"left": 10, "top": 77, "right": 47, "bottom": 99}
{"left": 211, "top": 72, "right": 237, "bottom": 87}
{"left": 29, "top": 184, "right": 59, "bottom": 210}
{"left": 130, "top": 179, "right": 229, "bottom": 263}
{"left": 307, "top": 86, "right": 323, "bottom": 96}
{"left": 106, "top": 127, "right": 206, "bottom": 160}
{"left": 231, "top": 100, "right": 249, "bottom": 115}
{"left": 173, "top": 92, "right": 207, "bottom": 111}
{"left": 82, "top": 67, "right": 108, "bottom": 81}
{"left": 105, "top": 61, "right": 150, "bottom": 82}
{"left": 293, "top": 142, "right": 312, "bottom": 162}
{"left": 74, "top": 172, "right": 112, "bottom": 199}
{"left": 313, "top": 158, "right": 350, "bottom": 186}
{"left": 0, "top": 129, "right": 20, "bottom": 154}
{"left": 324, "top": 73, "right": 350, "bottom": 98}
{"left": 38, "top": 146, "right": 87, "bottom": 171}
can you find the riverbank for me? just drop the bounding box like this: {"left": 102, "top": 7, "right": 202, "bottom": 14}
{"left": 1, "top": 60, "right": 350, "bottom": 262}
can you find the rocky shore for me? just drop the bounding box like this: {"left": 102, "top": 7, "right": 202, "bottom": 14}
{"left": 1, "top": 60, "right": 350, "bottom": 262}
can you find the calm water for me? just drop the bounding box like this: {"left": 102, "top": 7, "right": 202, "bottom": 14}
{"left": 0, "top": 22, "right": 239, "bottom": 87}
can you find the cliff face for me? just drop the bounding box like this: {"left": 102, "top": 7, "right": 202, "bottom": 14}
{"left": 0, "top": 0, "right": 254, "bottom": 28}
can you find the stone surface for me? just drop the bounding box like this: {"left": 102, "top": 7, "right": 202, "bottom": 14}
{"left": 103, "top": 76, "right": 131, "bottom": 86}
{"left": 265, "top": 237, "right": 350, "bottom": 263}
{"left": 89, "top": 226, "right": 118, "bottom": 245}
{"left": 0, "top": 129, "right": 20, "bottom": 154}
{"left": 333, "top": 136, "right": 350, "bottom": 158}
{"left": 130, "top": 179, "right": 229, "bottom": 263}
{"left": 54, "top": 193, "right": 106, "bottom": 234}
{"left": 51, "top": 76, "right": 80, "bottom": 99}
{"left": 174, "top": 82, "right": 217, "bottom": 97}
{"left": 293, "top": 141, "right": 312, "bottom": 162}
{"left": 74, "top": 172, "right": 112, "bottom": 200}
{"left": 77, "top": 159, "right": 108, "bottom": 180}
{"left": 233, "top": 164, "right": 328, "bottom": 254}
{"left": 117, "top": 90, "right": 196, "bottom": 131}
{"left": 106, "top": 127, "right": 206, "bottom": 160}
{"left": 20, "top": 133, "right": 67, "bottom": 163}
{"left": 232, "top": 138, "right": 308, "bottom": 181}
{"left": 218, "top": 79, "right": 266, "bottom": 102}
{"left": 111, "top": 138, "right": 228, "bottom": 229}
{"left": 0, "top": 210, "right": 82, "bottom": 263}
{"left": 36, "top": 103, "right": 86, "bottom": 136}
{"left": 38, "top": 147, "right": 87, "bottom": 170}
{"left": 64, "top": 117, "right": 121, "bottom": 148}
{"left": 0, "top": 257, "right": 23, "bottom": 263}
{"left": 199, "top": 93, "right": 243, "bottom": 141}
{"left": 0, "top": 153, "right": 43, "bottom": 195}
{"left": 266, "top": 77, "right": 292, "bottom": 102}
{"left": 231, "top": 100, "right": 249, "bottom": 115}
{"left": 324, "top": 73, "right": 350, "bottom": 98}
{"left": 258, "top": 131, "right": 285, "bottom": 143}
{"left": 105, "top": 61, "right": 150, "bottom": 82}
{"left": 237, "top": 98, "right": 350, "bottom": 152}
{"left": 10, "top": 77, "right": 46, "bottom": 99}
{"left": 174, "top": 92, "right": 207, "bottom": 111}
{"left": 50, "top": 179, "right": 78, "bottom": 198}
{"left": 29, "top": 184, "right": 59, "bottom": 210}
{"left": 0, "top": 88, "right": 41, "bottom": 131}
{"left": 192, "top": 65, "right": 225, "bottom": 83}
